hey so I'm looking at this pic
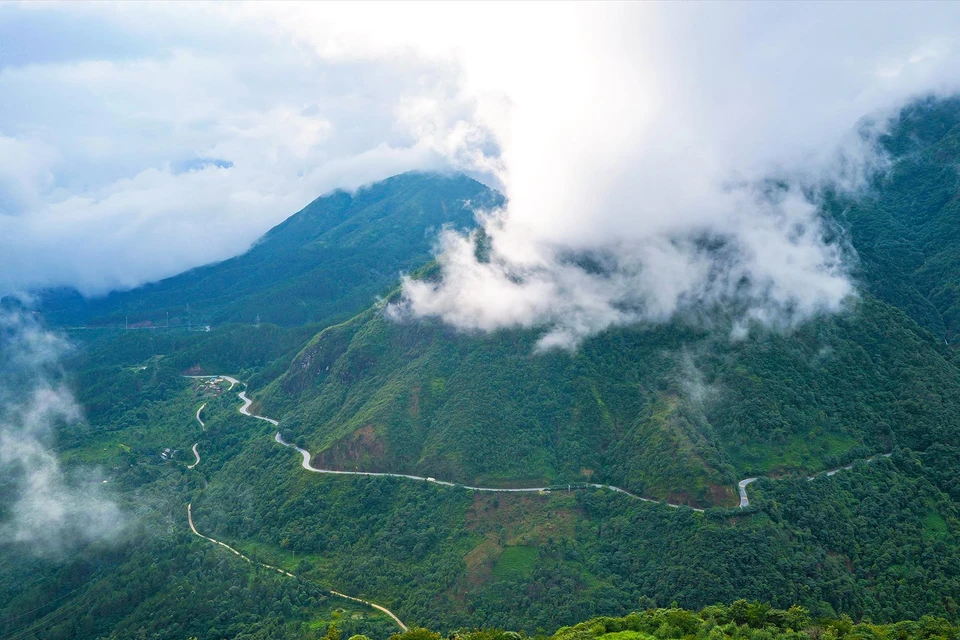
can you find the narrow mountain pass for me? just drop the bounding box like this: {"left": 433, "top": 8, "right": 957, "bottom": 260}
{"left": 187, "top": 443, "right": 201, "bottom": 469}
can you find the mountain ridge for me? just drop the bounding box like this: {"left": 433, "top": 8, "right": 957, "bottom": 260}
{"left": 24, "top": 171, "right": 500, "bottom": 329}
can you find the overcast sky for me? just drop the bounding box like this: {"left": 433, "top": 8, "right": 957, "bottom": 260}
{"left": 3, "top": 2, "right": 960, "bottom": 343}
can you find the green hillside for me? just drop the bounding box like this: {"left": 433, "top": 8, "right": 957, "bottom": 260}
{"left": 29, "top": 172, "right": 499, "bottom": 329}
{"left": 837, "top": 96, "right": 960, "bottom": 340}
{"left": 256, "top": 101, "right": 960, "bottom": 506}
{"left": 12, "top": 370, "right": 954, "bottom": 637}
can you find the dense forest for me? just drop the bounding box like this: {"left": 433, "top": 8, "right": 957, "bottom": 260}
{"left": 387, "top": 605, "right": 960, "bottom": 640}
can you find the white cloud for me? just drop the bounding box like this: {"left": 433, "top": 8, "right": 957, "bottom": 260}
{"left": 0, "top": 312, "right": 123, "bottom": 555}
{"left": 379, "top": 2, "right": 960, "bottom": 347}
{"left": 2, "top": 2, "right": 960, "bottom": 346}
{"left": 0, "top": 4, "right": 497, "bottom": 295}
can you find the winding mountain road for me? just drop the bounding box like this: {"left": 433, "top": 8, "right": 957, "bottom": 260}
{"left": 198, "top": 374, "right": 895, "bottom": 511}
{"left": 234, "top": 377, "right": 708, "bottom": 509}
{"left": 186, "top": 379, "right": 407, "bottom": 630}
{"left": 272, "top": 433, "right": 704, "bottom": 511}
{"left": 184, "top": 374, "right": 899, "bottom": 632}
{"left": 187, "top": 504, "right": 408, "bottom": 630}
{"left": 187, "top": 402, "right": 207, "bottom": 469}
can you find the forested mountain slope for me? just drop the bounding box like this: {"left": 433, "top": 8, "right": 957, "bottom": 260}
{"left": 840, "top": 96, "right": 960, "bottom": 340}
{"left": 26, "top": 172, "right": 498, "bottom": 329}
{"left": 260, "top": 286, "right": 960, "bottom": 507}
{"left": 255, "top": 98, "right": 960, "bottom": 507}
{"left": 14, "top": 368, "right": 954, "bottom": 637}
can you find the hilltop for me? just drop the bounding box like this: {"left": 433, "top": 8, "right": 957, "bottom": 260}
{"left": 26, "top": 172, "right": 499, "bottom": 329}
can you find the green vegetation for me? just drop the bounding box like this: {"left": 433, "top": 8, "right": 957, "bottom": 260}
{"left": 491, "top": 546, "right": 538, "bottom": 581}
{"left": 255, "top": 289, "right": 960, "bottom": 505}
{"left": 248, "top": 98, "right": 960, "bottom": 504}
{"left": 0, "top": 376, "right": 398, "bottom": 640}
{"left": 378, "top": 605, "right": 960, "bottom": 640}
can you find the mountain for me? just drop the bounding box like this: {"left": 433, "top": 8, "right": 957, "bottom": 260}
{"left": 252, "top": 99, "right": 960, "bottom": 507}
{"left": 29, "top": 171, "right": 499, "bottom": 329}
{"left": 5, "top": 100, "right": 960, "bottom": 639}
{"left": 258, "top": 274, "right": 960, "bottom": 507}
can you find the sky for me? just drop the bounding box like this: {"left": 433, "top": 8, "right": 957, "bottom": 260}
{"left": 3, "top": 2, "right": 960, "bottom": 345}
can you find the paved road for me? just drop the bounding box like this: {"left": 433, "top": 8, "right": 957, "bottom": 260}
{"left": 239, "top": 392, "right": 278, "bottom": 426}
{"left": 187, "top": 443, "right": 201, "bottom": 469}
{"left": 735, "top": 453, "right": 895, "bottom": 506}
{"left": 187, "top": 502, "right": 407, "bottom": 629}
{"left": 186, "top": 402, "right": 208, "bottom": 470}
{"left": 193, "top": 374, "right": 892, "bottom": 511}
{"left": 272, "top": 433, "right": 706, "bottom": 512}
{"left": 737, "top": 478, "right": 758, "bottom": 507}
{"left": 808, "top": 453, "right": 893, "bottom": 480}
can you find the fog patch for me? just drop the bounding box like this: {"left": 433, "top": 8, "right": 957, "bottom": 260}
{"left": 388, "top": 4, "right": 960, "bottom": 348}
{"left": 0, "top": 312, "right": 123, "bottom": 556}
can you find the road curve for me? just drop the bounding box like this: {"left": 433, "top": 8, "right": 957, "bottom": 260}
{"left": 239, "top": 392, "right": 278, "bottom": 426}
{"left": 196, "top": 403, "right": 206, "bottom": 430}
{"left": 187, "top": 443, "right": 201, "bottom": 469}
{"left": 737, "top": 478, "right": 758, "bottom": 507}
{"left": 191, "top": 375, "right": 891, "bottom": 511}
{"left": 273, "top": 433, "right": 705, "bottom": 512}
{"left": 187, "top": 503, "right": 407, "bottom": 631}
{"left": 737, "top": 453, "right": 895, "bottom": 506}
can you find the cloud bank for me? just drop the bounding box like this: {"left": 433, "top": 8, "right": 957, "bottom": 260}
{"left": 392, "top": 3, "right": 960, "bottom": 347}
{"left": 0, "top": 312, "right": 123, "bottom": 555}
{"left": 0, "top": 3, "right": 496, "bottom": 296}
{"left": 3, "top": 3, "right": 960, "bottom": 347}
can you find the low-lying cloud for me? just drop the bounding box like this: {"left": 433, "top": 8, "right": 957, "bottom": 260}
{"left": 0, "top": 3, "right": 496, "bottom": 296}
{"left": 0, "top": 312, "right": 123, "bottom": 555}
{"left": 388, "top": 3, "right": 960, "bottom": 347}
{"left": 398, "top": 186, "right": 854, "bottom": 349}
{"left": 3, "top": 3, "right": 960, "bottom": 346}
